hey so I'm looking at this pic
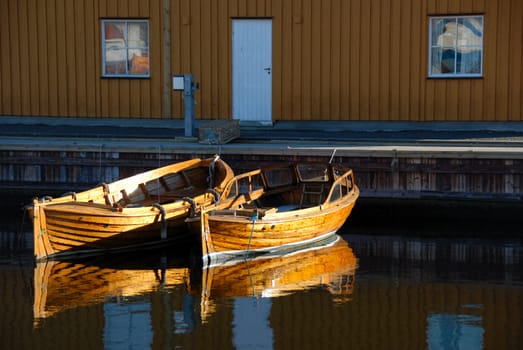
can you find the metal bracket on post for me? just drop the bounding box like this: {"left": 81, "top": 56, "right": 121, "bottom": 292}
{"left": 173, "top": 74, "right": 200, "bottom": 139}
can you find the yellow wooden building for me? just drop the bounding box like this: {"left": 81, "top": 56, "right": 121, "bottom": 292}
{"left": 1, "top": 0, "right": 522, "bottom": 123}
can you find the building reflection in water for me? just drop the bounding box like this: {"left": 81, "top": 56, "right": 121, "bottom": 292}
{"left": 427, "top": 311, "right": 484, "bottom": 350}
{"left": 346, "top": 234, "right": 522, "bottom": 350}
{"left": 233, "top": 297, "right": 273, "bottom": 349}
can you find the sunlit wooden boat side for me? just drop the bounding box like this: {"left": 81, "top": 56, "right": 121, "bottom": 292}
{"left": 198, "top": 236, "right": 358, "bottom": 322}
{"left": 192, "top": 162, "right": 359, "bottom": 266}
{"left": 33, "top": 258, "right": 189, "bottom": 325}
{"left": 31, "top": 157, "right": 234, "bottom": 261}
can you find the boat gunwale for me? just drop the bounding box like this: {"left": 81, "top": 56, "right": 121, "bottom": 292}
{"left": 34, "top": 158, "right": 207, "bottom": 207}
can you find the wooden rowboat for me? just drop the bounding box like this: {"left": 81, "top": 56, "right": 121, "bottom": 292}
{"left": 30, "top": 156, "right": 234, "bottom": 261}
{"left": 190, "top": 162, "right": 359, "bottom": 266}
{"left": 193, "top": 235, "right": 358, "bottom": 322}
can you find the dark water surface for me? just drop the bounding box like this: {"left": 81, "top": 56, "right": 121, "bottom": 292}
{"left": 0, "top": 200, "right": 522, "bottom": 350}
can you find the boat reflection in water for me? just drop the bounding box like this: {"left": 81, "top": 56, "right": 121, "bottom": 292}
{"left": 192, "top": 235, "right": 358, "bottom": 323}
{"left": 32, "top": 251, "right": 190, "bottom": 325}
{"left": 32, "top": 235, "right": 357, "bottom": 326}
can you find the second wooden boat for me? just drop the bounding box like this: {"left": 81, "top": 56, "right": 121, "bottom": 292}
{"left": 190, "top": 162, "right": 359, "bottom": 266}
{"left": 30, "top": 156, "right": 234, "bottom": 261}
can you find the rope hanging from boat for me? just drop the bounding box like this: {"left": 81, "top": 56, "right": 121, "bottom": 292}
{"left": 152, "top": 203, "right": 167, "bottom": 240}
{"left": 205, "top": 188, "right": 220, "bottom": 204}
{"left": 182, "top": 197, "right": 197, "bottom": 217}
{"left": 247, "top": 209, "right": 258, "bottom": 252}
{"left": 207, "top": 154, "right": 220, "bottom": 189}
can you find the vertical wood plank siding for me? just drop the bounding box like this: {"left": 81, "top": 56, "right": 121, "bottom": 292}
{"left": 0, "top": 0, "right": 522, "bottom": 121}
{"left": 0, "top": 0, "right": 163, "bottom": 119}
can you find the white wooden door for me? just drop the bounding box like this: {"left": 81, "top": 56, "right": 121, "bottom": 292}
{"left": 232, "top": 19, "right": 272, "bottom": 124}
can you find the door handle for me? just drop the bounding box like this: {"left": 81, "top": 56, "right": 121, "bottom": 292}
{"left": 264, "top": 67, "right": 271, "bottom": 75}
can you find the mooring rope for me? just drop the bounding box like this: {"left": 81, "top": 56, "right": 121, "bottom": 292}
{"left": 329, "top": 148, "right": 337, "bottom": 164}
{"left": 152, "top": 203, "right": 167, "bottom": 240}
{"left": 247, "top": 209, "right": 258, "bottom": 252}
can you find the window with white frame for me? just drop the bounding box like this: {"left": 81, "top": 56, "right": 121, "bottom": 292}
{"left": 429, "top": 16, "right": 483, "bottom": 78}
{"left": 102, "top": 19, "right": 150, "bottom": 77}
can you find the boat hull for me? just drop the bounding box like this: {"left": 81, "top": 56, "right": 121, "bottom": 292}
{"left": 33, "top": 201, "right": 193, "bottom": 260}
{"left": 30, "top": 157, "right": 234, "bottom": 260}
{"left": 200, "top": 192, "right": 358, "bottom": 266}
{"left": 186, "top": 162, "right": 359, "bottom": 266}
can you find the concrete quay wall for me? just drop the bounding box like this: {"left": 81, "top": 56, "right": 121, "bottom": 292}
{"left": 1, "top": 139, "right": 522, "bottom": 202}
